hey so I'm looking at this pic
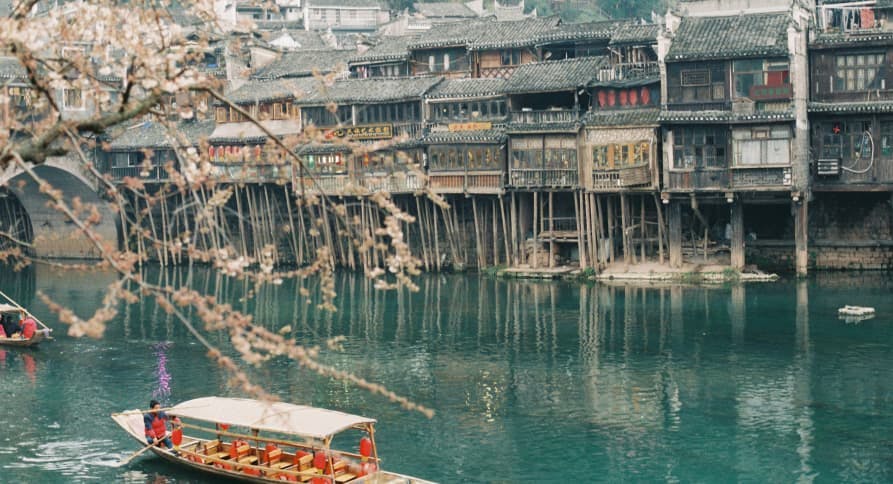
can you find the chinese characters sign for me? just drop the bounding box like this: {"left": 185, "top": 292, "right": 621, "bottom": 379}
{"left": 329, "top": 124, "right": 393, "bottom": 140}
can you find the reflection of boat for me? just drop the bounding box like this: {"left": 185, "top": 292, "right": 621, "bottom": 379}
{"left": 838, "top": 305, "right": 876, "bottom": 324}
{"left": 112, "top": 396, "right": 435, "bottom": 484}
{"left": 0, "top": 291, "right": 53, "bottom": 347}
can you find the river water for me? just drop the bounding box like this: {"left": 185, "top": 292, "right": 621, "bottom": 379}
{"left": 0, "top": 266, "right": 892, "bottom": 483}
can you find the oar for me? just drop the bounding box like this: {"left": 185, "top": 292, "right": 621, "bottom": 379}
{"left": 116, "top": 436, "right": 162, "bottom": 467}
{"left": 0, "top": 289, "right": 52, "bottom": 333}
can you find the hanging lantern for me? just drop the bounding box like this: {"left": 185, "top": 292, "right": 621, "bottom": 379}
{"left": 629, "top": 88, "right": 639, "bottom": 106}
{"left": 597, "top": 90, "right": 606, "bottom": 107}
{"left": 641, "top": 87, "right": 651, "bottom": 105}
{"left": 208, "top": 146, "right": 215, "bottom": 160}
{"left": 607, "top": 90, "right": 616, "bottom": 107}
{"left": 619, "top": 89, "right": 628, "bottom": 106}
{"left": 359, "top": 437, "right": 372, "bottom": 459}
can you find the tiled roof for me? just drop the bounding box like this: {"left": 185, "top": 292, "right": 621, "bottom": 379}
{"left": 225, "top": 78, "right": 320, "bottom": 105}
{"left": 609, "top": 23, "right": 660, "bottom": 45}
{"left": 534, "top": 19, "right": 635, "bottom": 44}
{"left": 659, "top": 109, "right": 795, "bottom": 124}
{"left": 265, "top": 29, "right": 332, "bottom": 50}
{"left": 468, "top": 17, "right": 562, "bottom": 51}
{"left": 0, "top": 56, "right": 27, "bottom": 80}
{"left": 666, "top": 13, "right": 791, "bottom": 61}
{"left": 251, "top": 50, "right": 353, "bottom": 79}
{"left": 810, "top": 30, "right": 893, "bottom": 48}
{"left": 424, "top": 129, "right": 507, "bottom": 144}
{"left": 409, "top": 18, "right": 489, "bottom": 49}
{"left": 107, "top": 119, "right": 216, "bottom": 150}
{"left": 506, "top": 122, "right": 580, "bottom": 133}
{"left": 809, "top": 101, "right": 893, "bottom": 114}
{"left": 426, "top": 78, "right": 506, "bottom": 99}
{"left": 582, "top": 108, "right": 660, "bottom": 127}
{"left": 349, "top": 36, "right": 415, "bottom": 64}
{"left": 413, "top": 2, "right": 477, "bottom": 18}
{"left": 504, "top": 57, "right": 606, "bottom": 94}
{"left": 295, "top": 76, "right": 443, "bottom": 105}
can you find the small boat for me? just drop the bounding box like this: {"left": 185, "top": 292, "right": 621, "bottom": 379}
{"left": 112, "top": 396, "right": 435, "bottom": 484}
{"left": 0, "top": 293, "right": 52, "bottom": 347}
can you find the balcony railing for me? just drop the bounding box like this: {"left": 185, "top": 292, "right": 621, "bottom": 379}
{"left": 428, "top": 170, "right": 504, "bottom": 193}
{"left": 664, "top": 101, "right": 732, "bottom": 112}
{"left": 361, "top": 172, "right": 423, "bottom": 194}
{"left": 596, "top": 62, "right": 660, "bottom": 83}
{"left": 107, "top": 165, "right": 171, "bottom": 182}
{"left": 510, "top": 169, "right": 578, "bottom": 188}
{"left": 668, "top": 169, "right": 730, "bottom": 190}
{"left": 480, "top": 65, "right": 519, "bottom": 79}
{"left": 731, "top": 166, "right": 791, "bottom": 188}
{"left": 511, "top": 109, "right": 580, "bottom": 124}
{"left": 591, "top": 165, "right": 652, "bottom": 191}
{"left": 391, "top": 122, "right": 424, "bottom": 139}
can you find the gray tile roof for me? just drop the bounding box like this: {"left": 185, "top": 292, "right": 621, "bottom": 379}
{"left": 426, "top": 78, "right": 506, "bottom": 99}
{"left": 534, "top": 19, "right": 636, "bottom": 44}
{"left": 107, "top": 119, "right": 216, "bottom": 150}
{"left": 264, "top": 29, "right": 332, "bottom": 50}
{"left": 349, "top": 36, "right": 415, "bottom": 64}
{"left": 225, "top": 78, "right": 320, "bottom": 105}
{"left": 424, "top": 129, "right": 507, "bottom": 144}
{"left": 582, "top": 108, "right": 660, "bottom": 127}
{"left": 408, "top": 17, "right": 488, "bottom": 49}
{"left": 504, "top": 56, "right": 606, "bottom": 94}
{"left": 506, "top": 121, "right": 580, "bottom": 133}
{"left": 609, "top": 23, "right": 660, "bottom": 46}
{"left": 659, "top": 109, "right": 794, "bottom": 124}
{"left": 666, "top": 13, "right": 791, "bottom": 61}
{"left": 251, "top": 50, "right": 353, "bottom": 79}
{"left": 809, "top": 101, "right": 893, "bottom": 114}
{"left": 295, "top": 76, "right": 443, "bottom": 105}
{"left": 413, "top": 2, "right": 478, "bottom": 18}
{"left": 468, "top": 17, "right": 562, "bottom": 51}
{"left": 0, "top": 56, "right": 27, "bottom": 81}
{"left": 811, "top": 30, "right": 893, "bottom": 48}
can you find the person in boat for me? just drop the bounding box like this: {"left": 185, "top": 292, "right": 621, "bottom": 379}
{"left": 1, "top": 314, "right": 21, "bottom": 338}
{"left": 144, "top": 400, "right": 180, "bottom": 449}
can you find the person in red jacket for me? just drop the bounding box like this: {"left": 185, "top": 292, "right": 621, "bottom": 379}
{"left": 144, "top": 400, "right": 180, "bottom": 449}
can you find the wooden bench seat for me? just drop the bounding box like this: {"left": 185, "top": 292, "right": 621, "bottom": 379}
{"left": 335, "top": 473, "right": 357, "bottom": 483}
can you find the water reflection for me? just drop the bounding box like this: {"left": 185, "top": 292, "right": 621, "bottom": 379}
{"left": 1, "top": 266, "right": 893, "bottom": 482}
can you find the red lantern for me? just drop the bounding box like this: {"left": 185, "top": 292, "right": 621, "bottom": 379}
{"left": 208, "top": 146, "right": 214, "bottom": 160}
{"left": 359, "top": 437, "right": 372, "bottom": 458}
{"left": 629, "top": 88, "right": 639, "bottom": 106}
{"left": 216, "top": 146, "right": 224, "bottom": 160}
{"left": 607, "top": 90, "right": 616, "bottom": 106}
{"left": 619, "top": 89, "right": 628, "bottom": 106}
{"left": 313, "top": 452, "right": 326, "bottom": 470}
{"left": 641, "top": 87, "right": 651, "bottom": 105}
{"left": 597, "top": 90, "right": 606, "bottom": 107}
{"left": 254, "top": 145, "right": 262, "bottom": 160}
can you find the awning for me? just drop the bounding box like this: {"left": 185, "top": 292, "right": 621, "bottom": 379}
{"left": 169, "top": 397, "right": 376, "bottom": 440}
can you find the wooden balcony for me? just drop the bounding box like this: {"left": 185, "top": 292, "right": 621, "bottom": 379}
{"left": 668, "top": 169, "right": 730, "bottom": 191}
{"left": 538, "top": 216, "right": 578, "bottom": 242}
{"left": 107, "top": 165, "right": 171, "bottom": 182}
{"left": 591, "top": 165, "right": 652, "bottom": 191}
{"left": 294, "top": 174, "right": 350, "bottom": 196}
{"left": 360, "top": 172, "right": 423, "bottom": 194}
{"left": 428, "top": 170, "right": 504, "bottom": 194}
{"left": 480, "top": 66, "right": 518, "bottom": 79}
{"left": 509, "top": 169, "right": 578, "bottom": 188}
{"left": 511, "top": 110, "right": 580, "bottom": 124}
{"left": 731, "top": 166, "right": 791, "bottom": 188}
{"left": 596, "top": 62, "right": 659, "bottom": 83}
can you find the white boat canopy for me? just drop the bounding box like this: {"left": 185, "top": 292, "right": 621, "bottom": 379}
{"left": 168, "top": 397, "right": 376, "bottom": 440}
{"left": 0, "top": 304, "right": 20, "bottom": 313}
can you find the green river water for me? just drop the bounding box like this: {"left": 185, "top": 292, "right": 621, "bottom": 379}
{"left": 0, "top": 266, "right": 892, "bottom": 483}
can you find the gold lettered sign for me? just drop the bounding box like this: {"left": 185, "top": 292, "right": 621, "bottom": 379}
{"left": 448, "top": 122, "right": 492, "bottom": 132}
{"left": 329, "top": 124, "right": 393, "bottom": 140}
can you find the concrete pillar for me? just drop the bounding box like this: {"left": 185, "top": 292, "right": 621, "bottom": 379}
{"left": 730, "top": 198, "right": 745, "bottom": 269}
{"left": 794, "top": 199, "right": 808, "bottom": 276}
{"left": 668, "top": 199, "right": 682, "bottom": 268}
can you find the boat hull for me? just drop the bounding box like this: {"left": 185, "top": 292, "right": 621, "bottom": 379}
{"left": 112, "top": 411, "right": 435, "bottom": 484}
{"left": 0, "top": 330, "right": 49, "bottom": 347}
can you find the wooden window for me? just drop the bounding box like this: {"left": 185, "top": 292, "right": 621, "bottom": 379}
{"left": 215, "top": 107, "right": 227, "bottom": 122}
{"left": 881, "top": 121, "right": 893, "bottom": 158}
{"left": 681, "top": 69, "right": 709, "bottom": 86}
{"left": 500, "top": 49, "right": 521, "bottom": 66}
{"left": 835, "top": 53, "right": 884, "bottom": 91}
{"left": 62, "top": 88, "right": 84, "bottom": 110}
{"left": 733, "top": 126, "right": 791, "bottom": 166}
{"left": 673, "top": 127, "right": 728, "bottom": 169}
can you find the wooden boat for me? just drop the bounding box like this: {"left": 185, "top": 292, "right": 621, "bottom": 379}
{"left": 112, "top": 396, "right": 435, "bottom": 484}
{"left": 0, "top": 295, "right": 52, "bottom": 348}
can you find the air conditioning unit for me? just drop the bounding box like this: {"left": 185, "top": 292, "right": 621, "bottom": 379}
{"left": 816, "top": 158, "right": 841, "bottom": 176}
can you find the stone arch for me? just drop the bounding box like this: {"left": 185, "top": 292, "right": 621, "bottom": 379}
{"left": 3, "top": 164, "right": 117, "bottom": 259}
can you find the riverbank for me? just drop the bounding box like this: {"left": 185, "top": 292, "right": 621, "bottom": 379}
{"left": 498, "top": 261, "right": 779, "bottom": 283}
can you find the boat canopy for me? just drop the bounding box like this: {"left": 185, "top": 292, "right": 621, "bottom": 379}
{"left": 168, "top": 397, "right": 376, "bottom": 440}
{"left": 0, "top": 304, "right": 20, "bottom": 313}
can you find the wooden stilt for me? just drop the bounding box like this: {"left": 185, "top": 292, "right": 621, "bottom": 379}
{"left": 499, "top": 195, "right": 510, "bottom": 266}
{"left": 431, "top": 198, "right": 442, "bottom": 271}
{"left": 730, "top": 198, "right": 744, "bottom": 270}
{"left": 620, "top": 193, "right": 630, "bottom": 264}
{"left": 548, "top": 191, "right": 555, "bottom": 268}
{"left": 794, "top": 198, "right": 808, "bottom": 276}
{"left": 639, "top": 194, "right": 646, "bottom": 262}
{"left": 532, "top": 192, "right": 539, "bottom": 269}
{"left": 653, "top": 193, "right": 665, "bottom": 265}
{"left": 668, "top": 199, "right": 682, "bottom": 268}
{"left": 606, "top": 195, "right": 614, "bottom": 264}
